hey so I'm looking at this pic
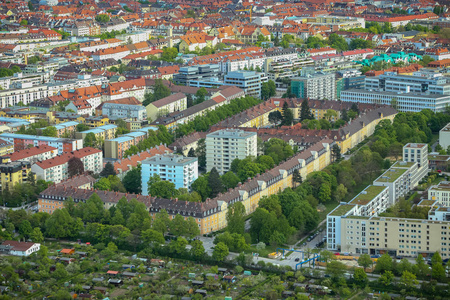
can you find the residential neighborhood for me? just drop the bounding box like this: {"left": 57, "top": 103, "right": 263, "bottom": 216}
{"left": 1, "top": 0, "right": 450, "bottom": 299}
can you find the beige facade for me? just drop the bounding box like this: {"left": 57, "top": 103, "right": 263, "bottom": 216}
{"left": 339, "top": 216, "right": 450, "bottom": 258}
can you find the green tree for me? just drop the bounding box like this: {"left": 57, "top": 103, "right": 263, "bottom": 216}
{"left": 261, "top": 80, "right": 276, "bottom": 100}
{"left": 185, "top": 216, "right": 200, "bottom": 238}
{"left": 148, "top": 174, "right": 178, "bottom": 198}
{"left": 30, "top": 227, "right": 44, "bottom": 242}
{"left": 95, "top": 14, "right": 110, "bottom": 23}
{"left": 152, "top": 209, "right": 171, "bottom": 234}
{"left": 161, "top": 47, "right": 179, "bottom": 62}
{"left": 268, "top": 110, "right": 283, "bottom": 125}
{"left": 190, "top": 239, "right": 205, "bottom": 260}
{"left": 326, "top": 260, "right": 347, "bottom": 281}
{"left": 208, "top": 167, "right": 223, "bottom": 198}
{"left": 195, "top": 87, "right": 208, "bottom": 104}
{"left": 379, "top": 270, "right": 394, "bottom": 286}
{"left": 42, "top": 126, "right": 57, "bottom": 137}
{"left": 142, "top": 228, "right": 165, "bottom": 244}
{"left": 221, "top": 171, "right": 240, "bottom": 190}
{"left": 375, "top": 254, "right": 392, "bottom": 273}
{"left": 432, "top": 262, "right": 446, "bottom": 281}
{"left": 84, "top": 132, "right": 98, "bottom": 148}
{"left": 192, "top": 175, "right": 211, "bottom": 201}
{"left": 143, "top": 79, "right": 171, "bottom": 106}
{"left": 300, "top": 99, "right": 314, "bottom": 121}
{"left": 122, "top": 166, "right": 141, "bottom": 194}
{"left": 357, "top": 253, "right": 373, "bottom": 271}
{"left": 213, "top": 242, "right": 229, "bottom": 262}
{"left": 100, "top": 162, "right": 116, "bottom": 177}
{"left": 399, "top": 270, "right": 418, "bottom": 290}
{"left": 169, "top": 214, "right": 186, "bottom": 236}
{"left": 353, "top": 268, "right": 368, "bottom": 287}
{"left": 319, "top": 250, "right": 335, "bottom": 263}
{"left": 19, "top": 220, "right": 33, "bottom": 238}
{"left": 76, "top": 123, "right": 89, "bottom": 132}
{"left": 226, "top": 202, "right": 246, "bottom": 234}
{"left": 431, "top": 251, "right": 443, "bottom": 266}
{"left": 282, "top": 101, "right": 293, "bottom": 126}
{"left": 331, "top": 144, "right": 341, "bottom": 161}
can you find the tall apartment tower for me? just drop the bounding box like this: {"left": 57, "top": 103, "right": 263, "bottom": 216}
{"left": 291, "top": 72, "right": 336, "bottom": 100}
{"left": 403, "top": 143, "right": 428, "bottom": 185}
{"left": 206, "top": 129, "right": 257, "bottom": 174}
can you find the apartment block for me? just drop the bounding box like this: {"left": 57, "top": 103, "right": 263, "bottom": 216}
{"left": 141, "top": 154, "right": 198, "bottom": 195}
{"left": 9, "top": 145, "right": 58, "bottom": 164}
{"left": 0, "top": 133, "right": 83, "bottom": 154}
{"left": 365, "top": 70, "right": 450, "bottom": 95}
{"left": 39, "top": 121, "right": 79, "bottom": 138}
{"left": 146, "top": 93, "right": 187, "bottom": 121}
{"left": 75, "top": 124, "right": 117, "bottom": 141}
{"left": 31, "top": 147, "right": 103, "bottom": 184}
{"left": 327, "top": 144, "right": 431, "bottom": 256}
{"left": 402, "top": 143, "right": 428, "bottom": 182}
{"left": 224, "top": 71, "right": 265, "bottom": 99}
{"left": 0, "top": 160, "right": 32, "bottom": 192}
{"left": 291, "top": 72, "right": 336, "bottom": 100}
{"left": 104, "top": 131, "right": 147, "bottom": 159}
{"left": 0, "top": 138, "right": 14, "bottom": 156}
{"left": 429, "top": 181, "right": 450, "bottom": 206}
{"left": 439, "top": 122, "right": 450, "bottom": 150}
{"left": 101, "top": 103, "right": 147, "bottom": 121}
{"left": 373, "top": 161, "right": 419, "bottom": 205}
{"left": 206, "top": 129, "right": 257, "bottom": 174}
{"left": 173, "top": 64, "right": 220, "bottom": 86}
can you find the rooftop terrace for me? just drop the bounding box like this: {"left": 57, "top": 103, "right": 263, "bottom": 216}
{"left": 348, "top": 185, "right": 386, "bottom": 206}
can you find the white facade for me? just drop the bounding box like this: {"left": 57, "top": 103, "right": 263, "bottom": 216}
{"left": 102, "top": 103, "right": 147, "bottom": 121}
{"left": 429, "top": 182, "right": 450, "bottom": 207}
{"left": 341, "top": 89, "right": 450, "bottom": 113}
{"left": 31, "top": 148, "right": 103, "bottom": 183}
{"left": 206, "top": 129, "right": 257, "bottom": 174}
{"left": 439, "top": 123, "right": 450, "bottom": 150}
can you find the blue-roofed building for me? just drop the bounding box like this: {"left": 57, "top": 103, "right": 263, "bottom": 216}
{"left": 0, "top": 133, "right": 83, "bottom": 154}
{"left": 75, "top": 124, "right": 117, "bottom": 140}
{"left": 38, "top": 121, "right": 79, "bottom": 138}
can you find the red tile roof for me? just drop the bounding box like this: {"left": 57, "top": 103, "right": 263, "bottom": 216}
{"left": 9, "top": 145, "right": 58, "bottom": 161}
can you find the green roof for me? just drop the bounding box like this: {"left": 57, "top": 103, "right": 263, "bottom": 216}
{"left": 392, "top": 161, "right": 415, "bottom": 168}
{"left": 418, "top": 199, "right": 437, "bottom": 206}
{"left": 348, "top": 185, "right": 386, "bottom": 206}
{"left": 329, "top": 204, "right": 355, "bottom": 216}
{"left": 375, "top": 168, "right": 408, "bottom": 183}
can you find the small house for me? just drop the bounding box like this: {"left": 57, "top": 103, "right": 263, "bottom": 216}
{"left": 75, "top": 251, "right": 87, "bottom": 257}
{"left": 107, "top": 270, "right": 119, "bottom": 276}
{"left": 217, "top": 268, "right": 228, "bottom": 273}
{"left": 78, "top": 294, "right": 95, "bottom": 299}
{"left": 93, "top": 286, "right": 108, "bottom": 294}
{"left": 282, "top": 291, "right": 295, "bottom": 298}
{"left": 92, "top": 277, "right": 105, "bottom": 283}
{"left": 223, "top": 275, "right": 236, "bottom": 283}
{"left": 122, "top": 271, "right": 137, "bottom": 278}
{"left": 191, "top": 280, "right": 204, "bottom": 286}
{"left": 205, "top": 273, "right": 218, "bottom": 280}
{"left": 81, "top": 285, "right": 92, "bottom": 291}
{"left": 195, "top": 289, "right": 207, "bottom": 297}
{"left": 0, "top": 241, "right": 40, "bottom": 256}
{"left": 60, "top": 248, "right": 75, "bottom": 255}
{"left": 150, "top": 258, "right": 165, "bottom": 266}
{"left": 59, "top": 257, "right": 75, "bottom": 264}
{"left": 122, "top": 264, "right": 135, "bottom": 269}
{"left": 108, "top": 279, "right": 123, "bottom": 286}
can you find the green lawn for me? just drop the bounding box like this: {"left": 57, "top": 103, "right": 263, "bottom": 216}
{"left": 319, "top": 202, "right": 340, "bottom": 221}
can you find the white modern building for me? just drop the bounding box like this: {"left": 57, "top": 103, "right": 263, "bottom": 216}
{"left": 102, "top": 103, "right": 147, "bottom": 121}
{"left": 291, "top": 72, "right": 336, "bottom": 100}
{"left": 31, "top": 147, "right": 103, "bottom": 183}
{"left": 402, "top": 143, "right": 428, "bottom": 184}
{"left": 224, "top": 71, "right": 266, "bottom": 99}
{"left": 439, "top": 123, "right": 450, "bottom": 150}
{"left": 341, "top": 70, "right": 450, "bottom": 112}
{"left": 429, "top": 181, "right": 450, "bottom": 207}
{"left": 141, "top": 154, "right": 198, "bottom": 195}
{"left": 206, "top": 129, "right": 257, "bottom": 174}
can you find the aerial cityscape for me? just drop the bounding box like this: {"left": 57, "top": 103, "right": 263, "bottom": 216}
{"left": 1, "top": 0, "right": 450, "bottom": 299}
